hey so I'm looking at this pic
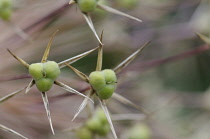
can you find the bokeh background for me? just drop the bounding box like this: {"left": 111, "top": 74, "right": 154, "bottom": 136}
{"left": 0, "top": 0, "right": 210, "bottom": 138}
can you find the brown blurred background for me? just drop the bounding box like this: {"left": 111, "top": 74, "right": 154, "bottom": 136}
{"left": 1, "top": 0, "right": 210, "bottom": 139}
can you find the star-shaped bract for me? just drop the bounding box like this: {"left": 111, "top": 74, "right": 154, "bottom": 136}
{"left": 0, "top": 124, "right": 28, "bottom": 139}
{"left": 69, "top": 0, "right": 142, "bottom": 45}
{"left": 65, "top": 32, "right": 150, "bottom": 139}
{"left": 0, "top": 30, "right": 97, "bottom": 135}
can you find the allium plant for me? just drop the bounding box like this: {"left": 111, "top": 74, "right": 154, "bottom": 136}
{"left": 0, "top": 30, "right": 98, "bottom": 135}
{"left": 65, "top": 32, "right": 150, "bottom": 139}
{"left": 68, "top": 0, "right": 142, "bottom": 44}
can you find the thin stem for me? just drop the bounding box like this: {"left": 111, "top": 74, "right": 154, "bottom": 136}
{"left": 0, "top": 124, "right": 28, "bottom": 139}
{"left": 58, "top": 47, "right": 98, "bottom": 69}
{"left": 41, "top": 92, "right": 55, "bottom": 135}
{"left": 41, "top": 30, "right": 59, "bottom": 63}
{"left": 83, "top": 13, "right": 103, "bottom": 45}
{"left": 99, "top": 98, "right": 118, "bottom": 139}
{"left": 54, "top": 80, "right": 93, "bottom": 103}
{"left": 65, "top": 63, "right": 89, "bottom": 83}
{"left": 96, "top": 31, "right": 104, "bottom": 71}
{"left": 97, "top": 4, "right": 142, "bottom": 22}
{"left": 7, "top": 49, "right": 30, "bottom": 69}
{"left": 113, "top": 41, "right": 150, "bottom": 74}
{"left": 25, "top": 80, "right": 35, "bottom": 94}
{"left": 72, "top": 90, "right": 93, "bottom": 121}
{"left": 0, "top": 87, "right": 26, "bottom": 103}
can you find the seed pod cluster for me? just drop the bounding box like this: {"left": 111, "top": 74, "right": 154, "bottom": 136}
{"left": 77, "top": 0, "right": 98, "bottom": 13}
{"left": 29, "top": 61, "right": 60, "bottom": 92}
{"left": 89, "top": 69, "right": 117, "bottom": 99}
{"left": 76, "top": 108, "right": 110, "bottom": 139}
{"left": 0, "top": 0, "right": 12, "bottom": 20}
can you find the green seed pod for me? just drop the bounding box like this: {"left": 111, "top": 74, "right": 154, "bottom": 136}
{"left": 85, "top": 108, "right": 110, "bottom": 136}
{"left": 89, "top": 71, "right": 106, "bottom": 91}
{"left": 128, "top": 124, "right": 151, "bottom": 139}
{"left": 86, "top": 116, "right": 102, "bottom": 132}
{"left": 0, "top": 8, "right": 11, "bottom": 20}
{"left": 76, "top": 127, "right": 92, "bottom": 139}
{"left": 97, "top": 84, "right": 115, "bottom": 100}
{"left": 102, "top": 69, "right": 117, "bottom": 84}
{"left": 0, "top": 0, "right": 12, "bottom": 20}
{"left": 77, "top": 0, "right": 97, "bottom": 13}
{"left": 29, "top": 63, "right": 44, "bottom": 80}
{"left": 95, "top": 108, "right": 107, "bottom": 124}
{"left": 97, "top": 123, "right": 109, "bottom": 136}
{"left": 0, "top": 0, "right": 12, "bottom": 8}
{"left": 43, "top": 61, "right": 60, "bottom": 80}
{"left": 35, "top": 78, "right": 54, "bottom": 92}
{"left": 89, "top": 69, "right": 117, "bottom": 99}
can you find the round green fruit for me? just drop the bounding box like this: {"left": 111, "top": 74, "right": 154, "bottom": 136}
{"left": 86, "top": 117, "right": 102, "bottom": 132}
{"left": 97, "top": 84, "right": 115, "bottom": 99}
{"left": 0, "top": 8, "right": 11, "bottom": 20}
{"left": 95, "top": 108, "right": 107, "bottom": 124}
{"left": 89, "top": 71, "right": 106, "bottom": 91}
{"left": 43, "top": 61, "right": 60, "bottom": 80}
{"left": 89, "top": 69, "right": 117, "bottom": 99}
{"left": 78, "top": 0, "right": 97, "bottom": 13}
{"left": 102, "top": 69, "right": 117, "bottom": 84}
{"left": 97, "top": 123, "right": 109, "bottom": 136}
{"left": 35, "top": 78, "right": 54, "bottom": 92}
{"left": 76, "top": 127, "right": 92, "bottom": 139}
{"left": 29, "top": 63, "right": 44, "bottom": 80}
